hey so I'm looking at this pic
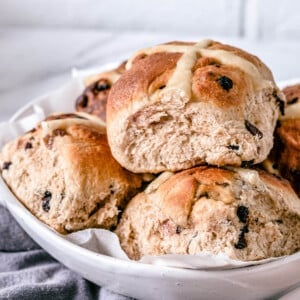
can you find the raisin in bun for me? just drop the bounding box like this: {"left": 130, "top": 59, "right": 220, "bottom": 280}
{"left": 264, "top": 83, "right": 300, "bottom": 196}
{"left": 0, "top": 112, "right": 143, "bottom": 234}
{"left": 76, "top": 61, "right": 126, "bottom": 122}
{"left": 106, "top": 40, "right": 284, "bottom": 173}
{"left": 115, "top": 166, "right": 300, "bottom": 261}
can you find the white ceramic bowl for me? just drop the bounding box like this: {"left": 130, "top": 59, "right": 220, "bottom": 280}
{"left": 1, "top": 69, "right": 300, "bottom": 300}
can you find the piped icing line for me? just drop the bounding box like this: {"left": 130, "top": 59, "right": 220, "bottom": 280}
{"left": 41, "top": 112, "right": 106, "bottom": 136}
{"left": 125, "top": 39, "right": 274, "bottom": 96}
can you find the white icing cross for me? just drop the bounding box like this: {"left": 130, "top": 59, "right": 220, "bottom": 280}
{"left": 125, "top": 39, "right": 273, "bottom": 97}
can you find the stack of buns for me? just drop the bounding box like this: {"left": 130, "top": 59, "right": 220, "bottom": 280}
{"left": 1, "top": 39, "right": 300, "bottom": 262}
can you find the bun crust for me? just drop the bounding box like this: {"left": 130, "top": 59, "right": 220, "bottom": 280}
{"left": 76, "top": 61, "right": 126, "bottom": 122}
{"left": 0, "top": 113, "right": 143, "bottom": 234}
{"left": 266, "top": 83, "right": 300, "bottom": 196}
{"left": 107, "top": 40, "right": 284, "bottom": 173}
{"left": 115, "top": 166, "right": 300, "bottom": 260}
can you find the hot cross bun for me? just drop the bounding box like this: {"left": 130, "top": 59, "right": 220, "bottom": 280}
{"left": 106, "top": 40, "right": 284, "bottom": 173}
{"left": 116, "top": 166, "right": 300, "bottom": 261}
{"left": 0, "top": 112, "right": 143, "bottom": 234}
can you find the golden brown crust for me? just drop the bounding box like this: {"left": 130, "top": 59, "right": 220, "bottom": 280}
{"left": 191, "top": 63, "right": 248, "bottom": 109}
{"left": 107, "top": 40, "right": 275, "bottom": 120}
{"left": 158, "top": 166, "right": 296, "bottom": 223}
{"left": 162, "top": 41, "right": 195, "bottom": 46}
{"left": 107, "top": 52, "right": 182, "bottom": 118}
{"left": 272, "top": 119, "right": 300, "bottom": 196}
{"left": 267, "top": 83, "right": 300, "bottom": 196}
{"left": 0, "top": 113, "right": 143, "bottom": 234}
{"left": 282, "top": 83, "right": 300, "bottom": 104}
{"left": 76, "top": 61, "right": 126, "bottom": 121}
{"left": 207, "top": 41, "right": 274, "bottom": 81}
{"left": 257, "top": 167, "right": 297, "bottom": 195}
{"left": 158, "top": 166, "right": 237, "bottom": 225}
{"left": 278, "top": 120, "right": 300, "bottom": 150}
{"left": 76, "top": 79, "right": 111, "bottom": 121}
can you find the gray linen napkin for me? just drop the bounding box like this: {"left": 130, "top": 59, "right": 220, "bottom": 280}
{"left": 0, "top": 205, "right": 132, "bottom": 300}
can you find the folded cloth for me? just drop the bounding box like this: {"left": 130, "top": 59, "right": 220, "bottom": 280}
{"left": 0, "top": 205, "right": 132, "bottom": 300}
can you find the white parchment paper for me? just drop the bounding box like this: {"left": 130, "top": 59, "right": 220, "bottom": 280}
{"left": 65, "top": 227, "right": 281, "bottom": 269}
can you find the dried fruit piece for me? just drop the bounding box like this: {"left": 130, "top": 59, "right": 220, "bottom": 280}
{"left": 227, "top": 144, "right": 239, "bottom": 150}
{"left": 234, "top": 225, "right": 249, "bottom": 249}
{"left": 25, "top": 142, "right": 33, "bottom": 150}
{"left": 2, "top": 161, "right": 12, "bottom": 170}
{"left": 241, "top": 160, "right": 254, "bottom": 168}
{"left": 217, "top": 76, "right": 233, "bottom": 91}
{"left": 94, "top": 80, "right": 111, "bottom": 92}
{"left": 237, "top": 206, "right": 249, "bottom": 223}
{"left": 176, "top": 225, "right": 182, "bottom": 234}
{"left": 288, "top": 98, "right": 298, "bottom": 105}
{"left": 245, "top": 120, "right": 263, "bottom": 139}
{"left": 273, "top": 92, "right": 285, "bottom": 115}
{"left": 42, "top": 191, "right": 52, "bottom": 212}
{"left": 76, "top": 95, "right": 89, "bottom": 108}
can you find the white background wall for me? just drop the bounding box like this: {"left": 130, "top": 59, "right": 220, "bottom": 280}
{"left": 0, "top": 0, "right": 299, "bottom": 122}
{"left": 0, "top": 0, "right": 299, "bottom": 40}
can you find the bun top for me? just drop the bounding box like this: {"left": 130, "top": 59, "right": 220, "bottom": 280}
{"left": 115, "top": 165, "right": 300, "bottom": 260}
{"left": 76, "top": 61, "right": 126, "bottom": 122}
{"left": 281, "top": 83, "right": 300, "bottom": 120}
{"left": 107, "top": 39, "right": 278, "bottom": 121}
{"left": 282, "top": 83, "right": 300, "bottom": 104}
{"left": 144, "top": 167, "right": 298, "bottom": 223}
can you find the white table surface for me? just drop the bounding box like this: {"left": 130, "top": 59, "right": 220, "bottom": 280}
{"left": 0, "top": 27, "right": 300, "bottom": 122}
